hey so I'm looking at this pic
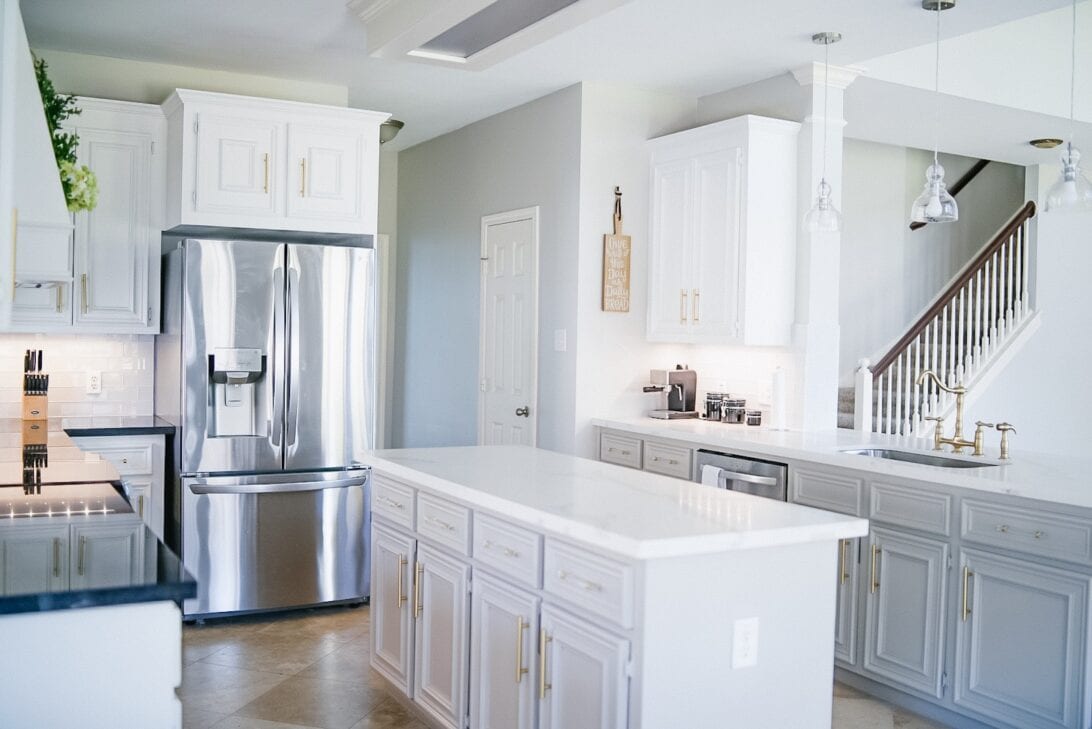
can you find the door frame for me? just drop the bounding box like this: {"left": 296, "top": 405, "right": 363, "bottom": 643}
{"left": 477, "top": 206, "right": 540, "bottom": 446}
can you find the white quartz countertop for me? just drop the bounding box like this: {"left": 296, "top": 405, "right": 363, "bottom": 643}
{"left": 363, "top": 445, "right": 867, "bottom": 560}
{"left": 592, "top": 417, "right": 1092, "bottom": 510}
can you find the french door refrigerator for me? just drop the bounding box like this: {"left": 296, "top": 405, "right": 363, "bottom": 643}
{"left": 156, "top": 238, "right": 375, "bottom": 617}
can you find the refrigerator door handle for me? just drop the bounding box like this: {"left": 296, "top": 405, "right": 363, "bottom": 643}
{"left": 286, "top": 264, "right": 300, "bottom": 449}
{"left": 270, "top": 263, "right": 286, "bottom": 448}
{"left": 189, "top": 476, "right": 367, "bottom": 495}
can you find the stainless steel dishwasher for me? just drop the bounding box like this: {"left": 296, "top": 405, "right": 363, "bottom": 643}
{"left": 693, "top": 449, "right": 789, "bottom": 501}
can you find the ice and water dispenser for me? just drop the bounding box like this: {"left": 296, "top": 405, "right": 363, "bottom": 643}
{"left": 207, "top": 348, "right": 266, "bottom": 437}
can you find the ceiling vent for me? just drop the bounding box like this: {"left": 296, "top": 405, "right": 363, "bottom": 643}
{"left": 349, "top": 0, "right": 633, "bottom": 70}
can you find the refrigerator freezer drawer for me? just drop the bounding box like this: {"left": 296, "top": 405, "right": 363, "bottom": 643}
{"left": 182, "top": 469, "right": 370, "bottom": 617}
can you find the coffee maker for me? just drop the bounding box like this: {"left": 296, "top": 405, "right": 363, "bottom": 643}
{"left": 644, "top": 366, "right": 699, "bottom": 419}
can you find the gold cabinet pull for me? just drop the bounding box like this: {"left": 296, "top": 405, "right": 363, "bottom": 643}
{"left": 80, "top": 274, "right": 89, "bottom": 314}
{"left": 263, "top": 153, "right": 270, "bottom": 193}
{"left": 77, "top": 535, "right": 87, "bottom": 576}
{"left": 55, "top": 285, "right": 63, "bottom": 313}
{"left": 680, "top": 289, "right": 688, "bottom": 324}
{"left": 396, "top": 553, "right": 407, "bottom": 607}
{"left": 137, "top": 494, "right": 145, "bottom": 519}
{"left": 962, "top": 566, "right": 973, "bottom": 622}
{"left": 870, "top": 543, "right": 880, "bottom": 594}
{"left": 515, "top": 616, "right": 529, "bottom": 683}
{"left": 52, "top": 538, "right": 61, "bottom": 578}
{"left": 839, "top": 539, "right": 850, "bottom": 585}
{"left": 692, "top": 289, "right": 700, "bottom": 322}
{"left": 299, "top": 158, "right": 307, "bottom": 197}
{"left": 538, "top": 628, "right": 552, "bottom": 699}
{"left": 414, "top": 560, "right": 423, "bottom": 619}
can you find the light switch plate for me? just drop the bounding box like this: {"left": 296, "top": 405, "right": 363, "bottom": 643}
{"left": 732, "top": 617, "right": 759, "bottom": 668}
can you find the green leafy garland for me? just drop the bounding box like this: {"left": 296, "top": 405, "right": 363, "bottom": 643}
{"left": 33, "top": 56, "right": 97, "bottom": 212}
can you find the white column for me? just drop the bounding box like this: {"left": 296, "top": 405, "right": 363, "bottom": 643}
{"left": 790, "top": 62, "right": 862, "bottom": 431}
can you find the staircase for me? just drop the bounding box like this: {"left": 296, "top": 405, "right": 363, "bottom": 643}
{"left": 844, "top": 201, "right": 1038, "bottom": 435}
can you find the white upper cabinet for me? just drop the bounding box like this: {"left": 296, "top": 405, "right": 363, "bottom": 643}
{"left": 163, "top": 89, "right": 388, "bottom": 237}
{"left": 647, "top": 115, "right": 799, "bottom": 346}
{"left": 10, "top": 98, "right": 164, "bottom": 334}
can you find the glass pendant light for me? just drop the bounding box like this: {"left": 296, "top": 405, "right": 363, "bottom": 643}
{"left": 1046, "top": 0, "right": 1092, "bottom": 212}
{"left": 910, "top": 1, "right": 958, "bottom": 224}
{"left": 804, "top": 31, "right": 843, "bottom": 234}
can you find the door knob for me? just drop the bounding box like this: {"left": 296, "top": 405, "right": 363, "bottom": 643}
{"left": 515, "top": 407, "right": 530, "bottom": 417}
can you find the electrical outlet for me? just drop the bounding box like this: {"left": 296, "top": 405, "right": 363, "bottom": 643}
{"left": 86, "top": 371, "right": 102, "bottom": 395}
{"left": 732, "top": 617, "right": 759, "bottom": 669}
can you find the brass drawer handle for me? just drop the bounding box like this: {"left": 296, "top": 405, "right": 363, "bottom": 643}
{"left": 870, "top": 544, "right": 880, "bottom": 594}
{"left": 262, "top": 153, "right": 270, "bottom": 194}
{"left": 483, "top": 540, "right": 520, "bottom": 559}
{"left": 396, "top": 553, "right": 407, "bottom": 607}
{"left": 839, "top": 539, "right": 850, "bottom": 585}
{"left": 53, "top": 538, "right": 61, "bottom": 578}
{"left": 77, "top": 535, "right": 87, "bottom": 576}
{"left": 692, "top": 289, "right": 700, "bottom": 322}
{"left": 962, "top": 566, "right": 973, "bottom": 622}
{"left": 299, "top": 158, "right": 306, "bottom": 197}
{"left": 424, "top": 515, "right": 456, "bottom": 532}
{"left": 379, "top": 495, "right": 405, "bottom": 510}
{"left": 680, "top": 289, "right": 688, "bottom": 323}
{"left": 515, "top": 616, "right": 529, "bottom": 684}
{"left": 557, "top": 570, "right": 603, "bottom": 592}
{"left": 414, "top": 560, "right": 424, "bottom": 619}
{"left": 81, "top": 273, "right": 89, "bottom": 315}
{"left": 138, "top": 494, "right": 144, "bottom": 519}
{"left": 539, "top": 629, "right": 552, "bottom": 699}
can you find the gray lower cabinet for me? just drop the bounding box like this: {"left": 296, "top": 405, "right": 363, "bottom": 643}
{"left": 954, "top": 549, "right": 1090, "bottom": 729}
{"left": 863, "top": 527, "right": 948, "bottom": 699}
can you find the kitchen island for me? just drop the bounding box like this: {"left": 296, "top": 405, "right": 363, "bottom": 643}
{"left": 364, "top": 445, "right": 867, "bottom": 729}
{"left": 0, "top": 418, "right": 195, "bottom": 729}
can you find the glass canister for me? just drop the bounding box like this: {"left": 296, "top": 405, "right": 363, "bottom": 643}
{"left": 722, "top": 399, "right": 746, "bottom": 424}
{"left": 704, "top": 392, "right": 724, "bottom": 420}
{"left": 746, "top": 410, "right": 763, "bottom": 426}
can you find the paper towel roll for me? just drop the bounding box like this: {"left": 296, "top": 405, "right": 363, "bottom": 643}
{"left": 701, "top": 464, "right": 722, "bottom": 487}
{"left": 769, "top": 368, "right": 786, "bottom": 430}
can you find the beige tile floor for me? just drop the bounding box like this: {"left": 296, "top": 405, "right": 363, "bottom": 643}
{"left": 180, "top": 605, "right": 951, "bottom": 729}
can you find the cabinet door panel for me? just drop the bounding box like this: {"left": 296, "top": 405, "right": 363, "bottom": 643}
{"left": 74, "top": 128, "right": 150, "bottom": 327}
{"left": 647, "top": 160, "right": 692, "bottom": 342}
{"left": 413, "top": 544, "right": 470, "bottom": 729}
{"left": 195, "top": 114, "right": 280, "bottom": 217}
{"left": 0, "top": 525, "right": 68, "bottom": 595}
{"left": 689, "top": 148, "right": 742, "bottom": 342}
{"left": 286, "top": 124, "right": 364, "bottom": 222}
{"left": 12, "top": 282, "right": 70, "bottom": 327}
{"left": 539, "top": 605, "right": 628, "bottom": 729}
{"left": 370, "top": 525, "right": 415, "bottom": 695}
{"left": 955, "top": 549, "right": 1089, "bottom": 729}
{"left": 469, "top": 573, "right": 539, "bottom": 729}
{"left": 68, "top": 522, "right": 142, "bottom": 590}
{"left": 834, "top": 537, "right": 859, "bottom": 666}
{"left": 863, "top": 528, "right": 947, "bottom": 698}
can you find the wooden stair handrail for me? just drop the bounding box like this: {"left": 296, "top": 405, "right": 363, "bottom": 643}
{"left": 909, "top": 159, "right": 992, "bottom": 231}
{"left": 871, "top": 199, "right": 1037, "bottom": 376}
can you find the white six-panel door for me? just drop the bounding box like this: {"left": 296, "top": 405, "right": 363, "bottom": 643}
{"left": 479, "top": 208, "right": 538, "bottom": 446}
{"left": 469, "top": 573, "right": 540, "bottom": 729}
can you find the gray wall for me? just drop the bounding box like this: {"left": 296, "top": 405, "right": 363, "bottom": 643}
{"left": 393, "top": 85, "right": 582, "bottom": 450}
{"left": 839, "top": 140, "right": 1026, "bottom": 383}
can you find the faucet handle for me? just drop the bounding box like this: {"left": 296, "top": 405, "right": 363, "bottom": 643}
{"left": 996, "top": 422, "right": 1016, "bottom": 433}
{"left": 924, "top": 415, "right": 943, "bottom": 422}
{"left": 975, "top": 421, "right": 995, "bottom": 430}
{"left": 996, "top": 422, "right": 1016, "bottom": 460}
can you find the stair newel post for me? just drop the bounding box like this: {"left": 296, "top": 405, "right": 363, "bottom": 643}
{"left": 855, "top": 359, "right": 873, "bottom": 433}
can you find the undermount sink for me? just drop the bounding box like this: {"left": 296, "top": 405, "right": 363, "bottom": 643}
{"left": 840, "top": 448, "right": 999, "bottom": 469}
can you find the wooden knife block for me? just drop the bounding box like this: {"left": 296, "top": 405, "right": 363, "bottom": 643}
{"left": 21, "top": 419, "right": 47, "bottom": 445}
{"left": 21, "top": 394, "right": 48, "bottom": 421}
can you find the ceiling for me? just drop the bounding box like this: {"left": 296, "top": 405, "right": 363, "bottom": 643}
{"left": 22, "top": 0, "right": 1076, "bottom": 150}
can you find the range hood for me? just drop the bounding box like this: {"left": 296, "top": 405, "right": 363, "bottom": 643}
{"left": 0, "top": 0, "right": 73, "bottom": 327}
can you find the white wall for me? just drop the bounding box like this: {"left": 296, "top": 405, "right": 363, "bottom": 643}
{"left": 0, "top": 334, "right": 154, "bottom": 417}
{"left": 839, "top": 140, "right": 1026, "bottom": 384}
{"left": 968, "top": 208, "right": 1092, "bottom": 457}
{"left": 393, "top": 85, "right": 583, "bottom": 451}
{"left": 32, "top": 49, "right": 348, "bottom": 106}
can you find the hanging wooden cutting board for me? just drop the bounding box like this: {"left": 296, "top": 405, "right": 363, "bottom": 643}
{"left": 602, "top": 186, "right": 631, "bottom": 312}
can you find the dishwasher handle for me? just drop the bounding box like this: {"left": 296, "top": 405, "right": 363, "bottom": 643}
{"left": 189, "top": 476, "right": 367, "bottom": 495}
{"left": 715, "top": 469, "right": 779, "bottom": 488}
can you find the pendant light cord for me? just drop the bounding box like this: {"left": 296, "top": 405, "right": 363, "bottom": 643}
{"left": 933, "top": 2, "right": 941, "bottom": 168}
{"left": 1069, "top": 0, "right": 1077, "bottom": 150}
{"left": 822, "top": 39, "right": 830, "bottom": 184}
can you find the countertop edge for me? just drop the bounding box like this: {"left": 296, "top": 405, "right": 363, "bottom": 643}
{"left": 0, "top": 580, "right": 196, "bottom": 616}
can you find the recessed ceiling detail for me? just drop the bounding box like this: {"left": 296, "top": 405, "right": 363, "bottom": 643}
{"left": 349, "top": 0, "right": 634, "bottom": 70}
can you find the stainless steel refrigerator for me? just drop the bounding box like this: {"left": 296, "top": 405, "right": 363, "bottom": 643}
{"left": 156, "top": 238, "right": 375, "bottom": 617}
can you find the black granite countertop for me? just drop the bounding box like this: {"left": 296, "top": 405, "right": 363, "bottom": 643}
{"left": 0, "top": 519, "right": 195, "bottom": 615}
{"left": 60, "top": 416, "right": 176, "bottom": 437}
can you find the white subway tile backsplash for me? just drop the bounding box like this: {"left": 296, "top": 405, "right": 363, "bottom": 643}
{"left": 0, "top": 334, "right": 154, "bottom": 416}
